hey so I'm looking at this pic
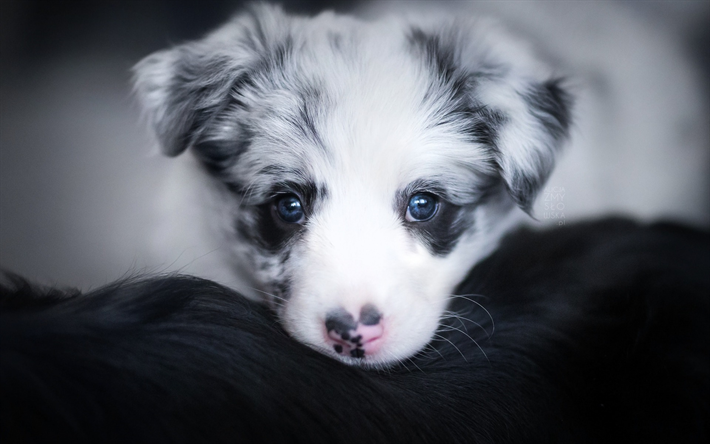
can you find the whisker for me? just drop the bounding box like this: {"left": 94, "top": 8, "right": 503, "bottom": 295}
{"left": 405, "top": 357, "right": 425, "bottom": 374}
{"left": 440, "top": 311, "right": 492, "bottom": 339}
{"left": 422, "top": 342, "right": 446, "bottom": 362}
{"left": 441, "top": 310, "right": 469, "bottom": 330}
{"left": 247, "top": 286, "right": 288, "bottom": 303}
{"left": 437, "top": 325, "right": 490, "bottom": 363}
{"left": 159, "top": 245, "right": 223, "bottom": 277}
{"left": 431, "top": 333, "right": 468, "bottom": 362}
{"left": 390, "top": 354, "right": 412, "bottom": 373}
{"left": 446, "top": 294, "right": 496, "bottom": 336}
{"left": 448, "top": 293, "right": 490, "bottom": 301}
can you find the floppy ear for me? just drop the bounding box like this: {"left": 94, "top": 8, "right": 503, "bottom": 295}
{"left": 132, "top": 4, "right": 291, "bottom": 157}
{"left": 479, "top": 75, "right": 573, "bottom": 214}
{"left": 472, "top": 28, "right": 573, "bottom": 213}
{"left": 459, "top": 20, "right": 573, "bottom": 214}
{"left": 409, "top": 20, "right": 573, "bottom": 213}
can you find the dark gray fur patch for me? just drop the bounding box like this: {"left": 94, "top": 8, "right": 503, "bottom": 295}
{"left": 230, "top": 179, "right": 328, "bottom": 304}
{"left": 396, "top": 179, "right": 491, "bottom": 256}
{"left": 507, "top": 80, "right": 573, "bottom": 213}
{"left": 234, "top": 180, "right": 328, "bottom": 253}
{"left": 158, "top": 51, "right": 242, "bottom": 157}
{"left": 281, "top": 83, "right": 328, "bottom": 154}
{"left": 407, "top": 201, "right": 472, "bottom": 256}
{"left": 407, "top": 26, "right": 506, "bottom": 149}
{"left": 526, "top": 79, "right": 573, "bottom": 143}
{"left": 192, "top": 127, "right": 252, "bottom": 181}
{"left": 273, "top": 279, "right": 292, "bottom": 302}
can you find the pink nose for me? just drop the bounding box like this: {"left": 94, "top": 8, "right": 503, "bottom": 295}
{"left": 325, "top": 304, "right": 384, "bottom": 359}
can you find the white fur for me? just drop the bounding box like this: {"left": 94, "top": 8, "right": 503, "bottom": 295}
{"left": 134, "top": 3, "right": 709, "bottom": 366}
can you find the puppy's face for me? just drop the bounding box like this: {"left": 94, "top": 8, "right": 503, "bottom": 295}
{"left": 134, "top": 6, "right": 571, "bottom": 366}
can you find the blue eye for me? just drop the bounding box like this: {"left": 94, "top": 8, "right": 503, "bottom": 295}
{"left": 406, "top": 193, "right": 439, "bottom": 222}
{"left": 275, "top": 194, "right": 305, "bottom": 223}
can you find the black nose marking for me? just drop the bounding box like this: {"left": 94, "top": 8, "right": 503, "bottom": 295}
{"left": 333, "top": 344, "right": 343, "bottom": 354}
{"left": 350, "top": 348, "right": 365, "bottom": 359}
{"left": 359, "top": 304, "right": 381, "bottom": 326}
{"left": 325, "top": 309, "right": 356, "bottom": 334}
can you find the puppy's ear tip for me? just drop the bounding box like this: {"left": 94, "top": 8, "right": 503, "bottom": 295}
{"left": 512, "top": 196, "right": 537, "bottom": 219}
{"left": 524, "top": 207, "right": 539, "bottom": 221}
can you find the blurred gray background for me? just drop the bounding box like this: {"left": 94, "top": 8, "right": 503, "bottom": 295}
{"left": 1, "top": 0, "right": 709, "bottom": 289}
{"left": 0, "top": 0, "right": 353, "bottom": 288}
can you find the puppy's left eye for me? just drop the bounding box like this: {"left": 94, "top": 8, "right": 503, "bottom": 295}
{"left": 406, "top": 193, "right": 439, "bottom": 222}
{"left": 275, "top": 194, "right": 305, "bottom": 224}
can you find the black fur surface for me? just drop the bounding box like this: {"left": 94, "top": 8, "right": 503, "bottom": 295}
{"left": 1, "top": 218, "right": 708, "bottom": 443}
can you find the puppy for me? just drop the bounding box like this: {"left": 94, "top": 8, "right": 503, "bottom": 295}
{"left": 133, "top": 3, "right": 708, "bottom": 366}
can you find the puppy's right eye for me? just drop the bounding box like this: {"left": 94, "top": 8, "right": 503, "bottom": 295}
{"left": 275, "top": 194, "right": 305, "bottom": 224}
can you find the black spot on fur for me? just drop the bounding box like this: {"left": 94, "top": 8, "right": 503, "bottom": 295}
{"left": 526, "top": 79, "right": 573, "bottom": 143}
{"left": 474, "top": 174, "right": 507, "bottom": 207}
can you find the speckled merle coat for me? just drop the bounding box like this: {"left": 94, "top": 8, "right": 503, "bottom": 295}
{"left": 132, "top": 2, "right": 706, "bottom": 366}
{"left": 133, "top": 3, "right": 570, "bottom": 366}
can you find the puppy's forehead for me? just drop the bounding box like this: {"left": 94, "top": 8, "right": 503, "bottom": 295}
{"left": 236, "top": 20, "right": 492, "bottom": 201}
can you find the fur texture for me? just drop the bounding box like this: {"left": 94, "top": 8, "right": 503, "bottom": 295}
{"left": 2, "top": 219, "right": 709, "bottom": 443}
{"left": 133, "top": 4, "right": 577, "bottom": 365}
{"left": 133, "top": 3, "right": 709, "bottom": 365}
